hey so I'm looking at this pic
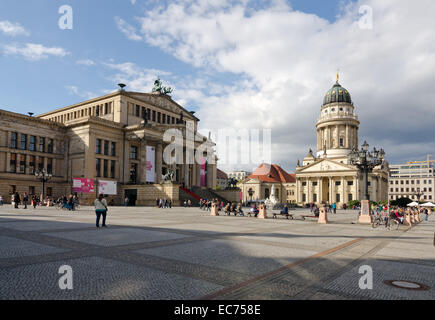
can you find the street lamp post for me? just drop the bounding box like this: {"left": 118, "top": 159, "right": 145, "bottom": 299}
{"left": 35, "top": 169, "right": 52, "bottom": 201}
{"left": 415, "top": 187, "right": 424, "bottom": 208}
{"left": 348, "top": 141, "right": 385, "bottom": 223}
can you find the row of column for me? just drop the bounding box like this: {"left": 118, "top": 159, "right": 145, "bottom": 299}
{"left": 318, "top": 125, "right": 358, "bottom": 150}
{"left": 298, "top": 176, "right": 358, "bottom": 204}
{"left": 122, "top": 139, "right": 216, "bottom": 189}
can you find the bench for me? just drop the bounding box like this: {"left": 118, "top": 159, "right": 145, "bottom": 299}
{"left": 301, "top": 215, "right": 319, "bottom": 221}
{"left": 272, "top": 212, "right": 294, "bottom": 219}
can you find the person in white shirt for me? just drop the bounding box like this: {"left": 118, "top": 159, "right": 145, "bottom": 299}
{"left": 94, "top": 194, "right": 108, "bottom": 228}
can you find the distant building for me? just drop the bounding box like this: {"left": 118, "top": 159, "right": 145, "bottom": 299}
{"left": 228, "top": 170, "right": 251, "bottom": 181}
{"left": 238, "top": 163, "right": 296, "bottom": 204}
{"left": 216, "top": 169, "right": 229, "bottom": 189}
{"left": 389, "top": 155, "right": 434, "bottom": 202}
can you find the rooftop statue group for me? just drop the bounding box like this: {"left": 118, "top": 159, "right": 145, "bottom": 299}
{"left": 152, "top": 77, "right": 173, "bottom": 95}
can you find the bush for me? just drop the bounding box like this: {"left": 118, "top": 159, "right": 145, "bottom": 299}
{"left": 347, "top": 200, "right": 360, "bottom": 207}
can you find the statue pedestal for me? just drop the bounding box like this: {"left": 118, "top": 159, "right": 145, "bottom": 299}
{"left": 358, "top": 200, "right": 372, "bottom": 224}
{"left": 258, "top": 204, "right": 267, "bottom": 219}
{"left": 211, "top": 203, "right": 218, "bottom": 216}
{"left": 318, "top": 207, "right": 328, "bottom": 224}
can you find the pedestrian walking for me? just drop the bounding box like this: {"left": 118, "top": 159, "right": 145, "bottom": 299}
{"left": 332, "top": 202, "right": 336, "bottom": 214}
{"left": 94, "top": 194, "right": 108, "bottom": 228}
{"left": 0, "top": 195, "right": 3, "bottom": 206}
{"left": 124, "top": 196, "right": 129, "bottom": 207}
{"left": 23, "top": 192, "right": 29, "bottom": 209}
{"left": 187, "top": 199, "right": 191, "bottom": 207}
{"left": 14, "top": 192, "right": 20, "bottom": 209}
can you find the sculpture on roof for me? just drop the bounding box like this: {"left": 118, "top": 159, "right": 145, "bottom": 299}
{"left": 152, "top": 77, "right": 173, "bottom": 95}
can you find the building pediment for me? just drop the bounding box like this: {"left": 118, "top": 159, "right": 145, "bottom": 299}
{"left": 297, "top": 159, "right": 356, "bottom": 173}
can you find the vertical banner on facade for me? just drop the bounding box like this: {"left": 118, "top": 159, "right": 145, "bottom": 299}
{"left": 98, "top": 180, "right": 117, "bottom": 195}
{"left": 146, "top": 146, "right": 156, "bottom": 183}
{"left": 73, "top": 178, "right": 94, "bottom": 193}
{"left": 200, "top": 157, "right": 206, "bottom": 187}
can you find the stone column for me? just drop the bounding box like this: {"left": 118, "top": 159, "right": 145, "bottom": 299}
{"left": 346, "top": 125, "right": 350, "bottom": 149}
{"left": 122, "top": 139, "right": 130, "bottom": 183}
{"left": 318, "top": 177, "right": 322, "bottom": 204}
{"left": 355, "top": 175, "right": 359, "bottom": 200}
{"left": 6, "top": 152, "right": 11, "bottom": 172}
{"left": 206, "top": 163, "right": 213, "bottom": 189}
{"left": 183, "top": 164, "right": 189, "bottom": 188}
{"left": 140, "top": 140, "right": 147, "bottom": 184}
{"left": 212, "top": 164, "right": 217, "bottom": 191}
{"left": 329, "top": 177, "right": 333, "bottom": 204}
{"left": 192, "top": 163, "right": 197, "bottom": 187}
{"left": 296, "top": 178, "right": 301, "bottom": 204}
{"left": 341, "top": 176, "right": 345, "bottom": 206}
{"left": 156, "top": 143, "right": 163, "bottom": 184}
{"left": 307, "top": 179, "right": 311, "bottom": 203}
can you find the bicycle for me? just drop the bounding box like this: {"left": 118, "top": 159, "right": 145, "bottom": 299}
{"left": 372, "top": 212, "right": 384, "bottom": 228}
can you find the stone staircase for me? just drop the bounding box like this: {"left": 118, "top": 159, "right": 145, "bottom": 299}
{"left": 178, "top": 186, "right": 201, "bottom": 207}
{"left": 191, "top": 187, "right": 229, "bottom": 203}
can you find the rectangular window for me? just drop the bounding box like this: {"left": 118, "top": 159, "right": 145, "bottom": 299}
{"left": 347, "top": 181, "right": 353, "bottom": 186}
{"left": 172, "top": 117, "right": 175, "bottom": 124}
{"left": 29, "top": 186, "right": 35, "bottom": 195}
{"left": 348, "top": 194, "right": 353, "bottom": 201}
{"left": 129, "top": 163, "right": 137, "bottom": 184}
{"left": 47, "top": 139, "right": 54, "bottom": 153}
{"left": 162, "top": 114, "right": 166, "bottom": 124}
{"left": 29, "top": 136, "right": 36, "bottom": 151}
{"left": 47, "top": 158, "right": 53, "bottom": 174}
{"left": 335, "top": 181, "right": 341, "bottom": 186}
{"left": 312, "top": 181, "right": 318, "bottom": 186}
{"left": 29, "top": 156, "right": 35, "bottom": 175}
{"left": 103, "top": 159, "right": 108, "bottom": 178}
{"left": 10, "top": 132, "right": 17, "bottom": 149}
{"left": 38, "top": 157, "right": 44, "bottom": 171}
{"left": 302, "top": 182, "right": 307, "bottom": 186}
{"left": 302, "top": 194, "right": 306, "bottom": 202}
{"left": 141, "top": 107, "right": 146, "bottom": 119}
{"left": 96, "top": 106, "right": 100, "bottom": 116}
{"left": 336, "top": 194, "right": 340, "bottom": 203}
{"left": 136, "top": 105, "right": 140, "bottom": 117}
{"left": 339, "top": 138, "right": 344, "bottom": 147}
{"left": 20, "top": 134, "right": 27, "bottom": 150}
{"left": 96, "top": 139, "right": 102, "bottom": 154}
{"left": 46, "top": 187, "right": 52, "bottom": 197}
{"left": 105, "top": 103, "right": 108, "bottom": 114}
{"left": 147, "top": 108, "right": 151, "bottom": 120}
{"left": 39, "top": 137, "right": 45, "bottom": 153}
{"left": 110, "top": 160, "right": 115, "bottom": 178}
{"left": 152, "top": 110, "right": 156, "bottom": 121}
{"left": 157, "top": 112, "right": 161, "bottom": 123}
{"left": 104, "top": 140, "right": 109, "bottom": 156}
{"left": 130, "top": 146, "right": 138, "bottom": 160}
{"left": 10, "top": 153, "right": 17, "bottom": 173}
{"left": 111, "top": 142, "right": 116, "bottom": 156}
{"left": 96, "top": 159, "right": 101, "bottom": 177}
{"left": 313, "top": 194, "right": 317, "bottom": 202}
{"left": 19, "top": 154, "right": 26, "bottom": 174}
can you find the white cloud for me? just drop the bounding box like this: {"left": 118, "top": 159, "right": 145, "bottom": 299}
{"left": 76, "top": 59, "right": 95, "bottom": 66}
{"left": 117, "top": 0, "right": 435, "bottom": 170}
{"left": 3, "top": 43, "right": 69, "bottom": 61}
{"left": 115, "top": 17, "right": 142, "bottom": 41}
{"left": 0, "top": 20, "right": 29, "bottom": 36}
{"left": 65, "top": 85, "right": 98, "bottom": 100}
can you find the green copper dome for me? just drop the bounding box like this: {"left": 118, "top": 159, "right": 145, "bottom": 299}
{"left": 323, "top": 81, "right": 352, "bottom": 106}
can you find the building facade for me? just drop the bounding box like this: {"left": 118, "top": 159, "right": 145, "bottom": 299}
{"left": 0, "top": 87, "right": 217, "bottom": 205}
{"left": 389, "top": 156, "right": 434, "bottom": 202}
{"left": 216, "top": 168, "right": 229, "bottom": 189}
{"left": 228, "top": 171, "right": 251, "bottom": 181}
{"left": 239, "top": 163, "right": 296, "bottom": 204}
{"left": 295, "top": 76, "right": 389, "bottom": 207}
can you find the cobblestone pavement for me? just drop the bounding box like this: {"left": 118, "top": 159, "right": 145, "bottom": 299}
{"left": 0, "top": 205, "right": 433, "bottom": 300}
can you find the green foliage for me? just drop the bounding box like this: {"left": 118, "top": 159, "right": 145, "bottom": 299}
{"left": 391, "top": 197, "right": 412, "bottom": 207}
{"left": 347, "top": 200, "right": 360, "bottom": 207}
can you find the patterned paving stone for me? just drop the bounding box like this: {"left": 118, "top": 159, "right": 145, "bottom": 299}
{"left": 45, "top": 227, "right": 190, "bottom": 247}
{"left": 0, "top": 256, "right": 222, "bottom": 300}
{"left": 0, "top": 236, "right": 66, "bottom": 259}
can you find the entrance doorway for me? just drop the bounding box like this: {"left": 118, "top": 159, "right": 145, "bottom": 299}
{"left": 124, "top": 189, "right": 137, "bottom": 206}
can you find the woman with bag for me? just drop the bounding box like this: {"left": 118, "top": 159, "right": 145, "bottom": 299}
{"left": 94, "top": 194, "right": 108, "bottom": 228}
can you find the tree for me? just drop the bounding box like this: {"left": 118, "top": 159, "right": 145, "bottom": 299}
{"left": 347, "top": 200, "right": 360, "bottom": 207}
{"left": 391, "top": 197, "right": 412, "bottom": 208}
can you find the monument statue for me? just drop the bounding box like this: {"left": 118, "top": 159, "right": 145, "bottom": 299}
{"left": 264, "top": 184, "right": 279, "bottom": 210}
{"left": 162, "top": 169, "right": 175, "bottom": 182}
{"left": 152, "top": 77, "right": 173, "bottom": 95}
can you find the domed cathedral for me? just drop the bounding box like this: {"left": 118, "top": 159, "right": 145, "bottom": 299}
{"left": 295, "top": 74, "right": 389, "bottom": 208}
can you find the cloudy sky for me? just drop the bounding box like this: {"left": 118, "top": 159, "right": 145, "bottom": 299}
{"left": 1, "top": 0, "right": 434, "bottom": 173}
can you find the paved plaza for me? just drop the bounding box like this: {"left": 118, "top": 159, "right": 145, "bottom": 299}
{"left": 0, "top": 205, "right": 434, "bottom": 300}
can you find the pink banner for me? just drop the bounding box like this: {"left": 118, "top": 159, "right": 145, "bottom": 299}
{"left": 200, "top": 157, "right": 206, "bottom": 187}
{"left": 73, "top": 178, "right": 95, "bottom": 193}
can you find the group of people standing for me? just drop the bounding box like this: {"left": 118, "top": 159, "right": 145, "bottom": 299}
{"left": 156, "top": 198, "right": 172, "bottom": 208}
